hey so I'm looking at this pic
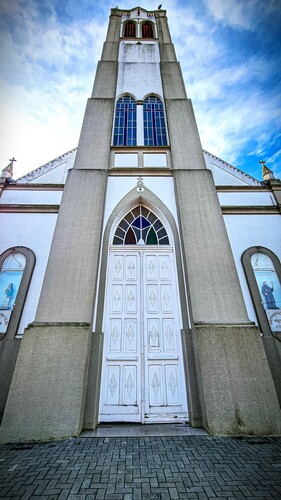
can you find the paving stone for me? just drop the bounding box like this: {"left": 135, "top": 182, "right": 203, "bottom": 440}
{"left": 1, "top": 435, "right": 281, "bottom": 499}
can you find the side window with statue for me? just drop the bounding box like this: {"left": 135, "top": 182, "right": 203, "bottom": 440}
{"left": 0, "top": 248, "right": 35, "bottom": 338}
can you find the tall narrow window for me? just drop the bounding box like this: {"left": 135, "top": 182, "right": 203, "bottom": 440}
{"left": 124, "top": 21, "right": 136, "bottom": 38}
{"left": 113, "top": 96, "right": 137, "bottom": 146}
{"left": 143, "top": 96, "right": 167, "bottom": 146}
{"left": 142, "top": 22, "right": 154, "bottom": 38}
{"left": 113, "top": 206, "right": 169, "bottom": 245}
{"left": 242, "top": 247, "right": 281, "bottom": 335}
{"left": 0, "top": 247, "right": 35, "bottom": 338}
{"left": 251, "top": 252, "right": 281, "bottom": 332}
{"left": 0, "top": 253, "right": 26, "bottom": 335}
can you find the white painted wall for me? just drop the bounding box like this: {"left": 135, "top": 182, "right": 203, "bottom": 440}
{"left": 0, "top": 213, "right": 57, "bottom": 335}
{"left": 224, "top": 214, "right": 281, "bottom": 326}
{"left": 117, "top": 42, "right": 163, "bottom": 101}
{"left": 218, "top": 191, "right": 276, "bottom": 206}
{"left": 29, "top": 162, "right": 69, "bottom": 184}
{"left": 104, "top": 176, "right": 179, "bottom": 232}
{"left": 0, "top": 190, "right": 63, "bottom": 205}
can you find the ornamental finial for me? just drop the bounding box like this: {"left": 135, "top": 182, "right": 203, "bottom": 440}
{"left": 259, "top": 160, "right": 275, "bottom": 181}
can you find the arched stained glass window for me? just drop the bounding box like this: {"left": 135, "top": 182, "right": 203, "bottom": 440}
{"left": 251, "top": 252, "right": 281, "bottom": 332}
{"left": 124, "top": 21, "right": 136, "bottom": 38}
{"left": 0, "top": 253, "right": 26, "bottom": 335}
{"left": 113, "top": 206, "right": 169, "bottom": 245}
{"left": 113, "top": 96, "right": 137, "bottom": 146}
{"left": 142, "top": 22, "right": 154, "bottom": 38}
{"left": 143, "top": 96, "right": 167, "bottom": 146}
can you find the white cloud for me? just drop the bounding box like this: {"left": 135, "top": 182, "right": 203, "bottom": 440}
{"left": 0, "top": 0, "right": 107, "bottom": 177}
{"left": 203, "top": 0, "right": 281, "bottom": 29}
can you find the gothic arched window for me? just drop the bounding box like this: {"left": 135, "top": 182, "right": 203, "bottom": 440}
{"left": 143, "top": 96, "right": 167, "bottom": 146}
{"left": 0, "top": 247, "right": 35, "bottom": 338}
{"left": 242, "top": 246, "right": 281, "bottom": 336}
{"left": 113, "top": 206, "right": 169, "bottom": 245}
{"left": 142, "top": 22, "right": 154, "bottom": 38}
{"left": 124, "top": 21, "right": 136, "bottom": 38}
{"left": 113, "top": 96, "right": 137, "bottom": 146}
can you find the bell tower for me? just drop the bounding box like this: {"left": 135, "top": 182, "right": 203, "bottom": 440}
{"left": 1, "top": 7, "right": 280, "bottom": 442}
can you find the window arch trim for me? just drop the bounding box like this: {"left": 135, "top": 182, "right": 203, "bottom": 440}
{"left": 141, "top": 21, "right": 154, "bottom": 39}
{"left": 123, "top": 20, "right": 136, "bottom": 38}
{"left": 0, "top": 247, "right": 35, "bottom": 340}
{"left": 113, "top": 95, "right": 137, "bottom": 147}
{"left": 143, "top": 95, "right": 168, "bottom": 146}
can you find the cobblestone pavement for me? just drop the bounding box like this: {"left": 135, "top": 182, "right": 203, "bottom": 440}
{"left": 1, "top": 435, "right": 281, "bottom": 499}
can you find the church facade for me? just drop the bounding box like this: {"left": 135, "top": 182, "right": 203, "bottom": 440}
{"left": 0, "top": 7, "right": 281, "bottom": 441}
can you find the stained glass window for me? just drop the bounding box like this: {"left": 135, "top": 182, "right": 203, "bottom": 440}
{"left": 124, "top": 22, "right": 136, "bottom": 38}
{"left": 142, "top": 22, "right": 154, "bottom": 38}
{"left": 251, "top": 252, "right": 281, "bottom": 332}
{"left": 113, "top": 96, "right": 137, "bottom": 147}
{"left": 113, "top": 206, "right": 169, "bottom": 245}
{"left": 143, "top": 96, "right": 167, "bottom": 146}
{"left": 0, "top": 253, "right": 26, "bottom": 335}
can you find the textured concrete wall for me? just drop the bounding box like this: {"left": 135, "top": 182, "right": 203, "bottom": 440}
{"left": 0, "top": 324, "right": 91, "bottom": 442}
{"left": 74, "top": 99, "right": 114, "bottom": 170}
{"left": 83, "top": 331, "right": 104, "bottom": 429}
{"left": 155, "top": 12, "right": 172, "bottom": 44}
{"left": 101, "top": 42, "right": 119, "bottom": 62}
{"left": 0, "top": 338, "right": 20, "bottom": 422}
{"left": 160, "top": 62, "right": 186, "bottom": 99}
{"left": 175, "top": 169, "right": 249, "bottom": 323}
{"left": 193, "top": 324, "right": 281, "bottom": 435}
{"left": 166, "top": 100, "right": 206, "bottom": 170}
{"left": 106, "top": 11, "right": 122, "bottom": 43}
{"left": 35, "top": 170, "right": 107, "bottom": 323}
{"left": 91, "top": 61, "right": 118, "bottom": 98}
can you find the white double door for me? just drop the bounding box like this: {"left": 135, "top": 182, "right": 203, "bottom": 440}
{"left": 99, "top": 246, "right": 188, "bottom": 423}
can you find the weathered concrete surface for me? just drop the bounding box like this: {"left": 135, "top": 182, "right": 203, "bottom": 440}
{"left": 0, "top": 338, "right": 20, "bottom": 422}
{"left": 74, "top": 99, "right": 114, "bottom": 170}
{"left": 35, "top": 170, "right": 107, "bottom": 323}
{"left": 165, "top": 100, "right": 206, "bottom": 170}
{"left": 193, "top": 324, "right": 281, "bottom": 436}
{"left": 160, "top": 63, "right": 187, "bottom": 99}
{"left": 155, "top": 11, "right": 172, "bottom": 44}
{"left": 175, "top": 170, "right": 249, "bottom": 323}
{"left": 91, "top": 61, "right": 118, "bottom": 99}
{"left": 83, "top": 331, "right": 104, "bottom": 429}
{"left": 0, "top": 324, "right": 91, "bottom": 442}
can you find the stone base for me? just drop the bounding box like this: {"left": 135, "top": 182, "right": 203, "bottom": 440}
{"left": 193, "top": 324, "right": 281, "bottom": 436}
{"left": 0, "top": 323, "right": 91, "bottom": 442}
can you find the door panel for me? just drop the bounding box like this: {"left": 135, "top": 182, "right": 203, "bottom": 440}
{"left": 99, "top": 247, "right": 188, "bottom": 423}
{"left": 143, "top": 251, "right": 187, "bottom": 422}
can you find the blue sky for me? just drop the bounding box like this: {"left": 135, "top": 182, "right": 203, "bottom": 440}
{"left": 0, "top": 0, "right": 281, "bottom": 180}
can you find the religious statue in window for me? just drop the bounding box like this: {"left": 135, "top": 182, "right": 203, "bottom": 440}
{"left": 251, "top": 252, "right": 281, "bottom": 333}
{"left": 0, "top": 253, "right": 26, "bottom": 334}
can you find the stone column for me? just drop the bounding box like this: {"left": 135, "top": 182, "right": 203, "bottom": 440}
{"left": 0, "top": 10, "right": 122, "bottom": 442}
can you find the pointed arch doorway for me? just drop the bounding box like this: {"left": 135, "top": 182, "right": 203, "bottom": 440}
{"left": 99, "top": 205, "right": 188, "bottom": 423}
